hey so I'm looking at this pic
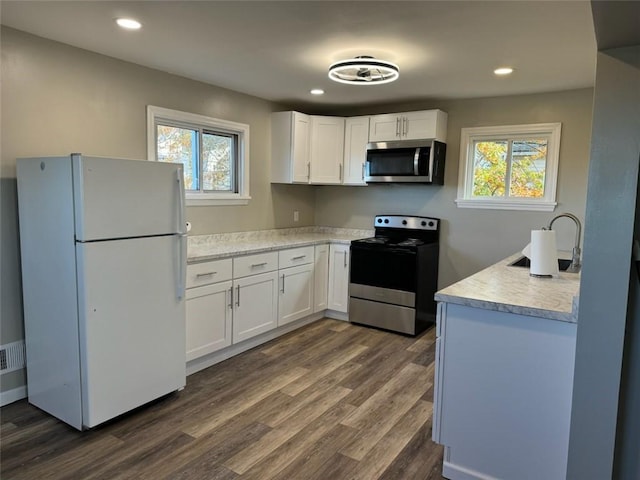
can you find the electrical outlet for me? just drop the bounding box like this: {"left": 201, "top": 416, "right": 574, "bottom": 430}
{"left": 293, "top": 211, "right": 299, "bottom": 222}
{"left": 185, "top": 221, "right": 192, "bottom": 232}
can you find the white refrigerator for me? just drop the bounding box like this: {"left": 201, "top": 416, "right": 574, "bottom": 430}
{"left": 17, "top": 154, "right": 187, "bottom": 430}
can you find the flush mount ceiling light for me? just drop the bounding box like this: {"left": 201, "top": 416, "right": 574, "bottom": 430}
{"left": 310, "top": 89, "right": 325, "bottom": 95}
{"left": 116, "top": 18, "right": 142, "bottom": 30}
{"left": 328, "top": 56, "right": 399, "bottom": 85}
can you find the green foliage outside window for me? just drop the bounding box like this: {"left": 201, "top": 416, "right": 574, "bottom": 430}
{"left": 157, "top": 124, "right": 235, "bottom": 192}
{"left": 472, "top": 139, "right": 547, "bottom": 198}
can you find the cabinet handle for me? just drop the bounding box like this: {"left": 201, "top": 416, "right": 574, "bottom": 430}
{"left": 292, "top": 255, "right": 306, "bottom": 260}
{"left": 344, "top": 251, "right": 347, "bottom": 267}
{"left": 281, "top": 274, "right": 286, "bottom": 293}
{"left": 228, "top": 286, "right": 233, "bottom": 309}
{"left": 196, "top": 271, "right": 217, "bottom": 278}
{"left": 251, "top": 262, "right": 268, "bottom": 268}
{"left": 396, "top": 117, "right": 401, "bottom": 137}
{"left": 307, "top": 162, "right": 311, "bottom": 179}
{"left": 236, "top": 285, "right": 240, "bottom": 307}
{"left": 362, "top": 163, "right": 366, "bottom": 181}
{"left": 402, "top": 117, "right": 407, "bottom": 136}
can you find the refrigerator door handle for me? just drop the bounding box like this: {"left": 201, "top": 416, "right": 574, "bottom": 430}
{"left": 175, "top": 165, "right": 187, "bottom": 300}
{"left": 177, "top": 234, "right": 187, "bottom": 299}
{"left": 176, "top": 167, "right": 186, "bottom": 235}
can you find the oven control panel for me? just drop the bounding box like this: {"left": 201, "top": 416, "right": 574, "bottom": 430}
{"left": 374, "top": 215, "right": 439, "bottom": 230}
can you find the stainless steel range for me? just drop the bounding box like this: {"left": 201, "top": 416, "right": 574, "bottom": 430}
{"left": 349, "top": 215, "right": 440, "bottom": 335}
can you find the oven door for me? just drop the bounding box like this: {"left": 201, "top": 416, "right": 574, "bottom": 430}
{"left": 350, "top": 244, "right": 417, "bottom": 293}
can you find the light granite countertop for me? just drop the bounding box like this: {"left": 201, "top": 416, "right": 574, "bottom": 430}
{"left": 435, "top": 253, "right": 580, "bottom": 323}
{"left": 188, "top": 226, "right": 373, "bottom": 263}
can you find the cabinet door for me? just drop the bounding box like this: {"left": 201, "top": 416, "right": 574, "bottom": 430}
{"left": 328, "top": 244, "right": 350, "bottom": 313}
{"left": 278, "top": 264, "right": 314, "bottom": 326}
{"left": 310, "top": 116, "right": 345, "bottom": 184}
{"left": 343, "top": 116, "right": 369, "bottom": 185}
{"left": 292, "top": 112, "right": 311, "bottom": 183}
{"left": 368, "top": 113, "right": 401, "bottom": 142}
{"left": 185, "top": 280, "right": 233, "bottom": 361}
{"left": 402, "top": 110, "right": 442, "bottom": 141}
{"left": 233, "top": 271, "right": 279, "bottom": 343}
{"left": 313, "top": 244, "right": 329, "bottom": 312}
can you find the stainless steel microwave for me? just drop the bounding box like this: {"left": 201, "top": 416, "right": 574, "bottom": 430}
{"left": 365, "top": 139, "right": 446, "bottom": 184}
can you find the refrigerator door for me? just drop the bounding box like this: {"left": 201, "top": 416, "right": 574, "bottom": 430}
{"left": 76, "top": 235, "right": 186, "bottom": 428}
{"left": 72, "top": 154, "right": 185, "bottom": 241}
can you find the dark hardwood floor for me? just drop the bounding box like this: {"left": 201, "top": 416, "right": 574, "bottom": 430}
{"left": 1, "top": 319, "right": 445, "bottom": 480}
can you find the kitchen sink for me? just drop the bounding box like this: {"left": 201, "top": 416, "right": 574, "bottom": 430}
{"left": 508, "top": 256, "right": 576, "bottom": 272}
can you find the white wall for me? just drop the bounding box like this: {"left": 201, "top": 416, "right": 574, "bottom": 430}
{"left": 315, "top": 89, "right": 594, "bottom": 288}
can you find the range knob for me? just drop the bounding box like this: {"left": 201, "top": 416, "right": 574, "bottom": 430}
{"left": 377, "top": 218, "right": 383, "bottom": 224}
{"left": 428, "top": 221, "right": 435, "bottom": 227}
{"left": 384, "top": 218, "right": 389, "bottom": 224}
{"left": 421, "top": 221, "right": 427, "bottom": 227}
{"left": 402, "top": 220, "right": 407, "bottom": 225}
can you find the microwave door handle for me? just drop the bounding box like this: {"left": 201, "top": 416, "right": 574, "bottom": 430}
{"left": 414, "top": 148, "right": 421, "bottom": 175}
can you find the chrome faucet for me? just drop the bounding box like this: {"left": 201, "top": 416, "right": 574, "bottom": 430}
{"left": 548, "top": 213, "right": 582, "bottom": 273}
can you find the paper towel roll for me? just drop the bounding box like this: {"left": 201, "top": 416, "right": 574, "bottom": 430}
{"left": 523, "top": 229, "right": 558, "bottom": 277}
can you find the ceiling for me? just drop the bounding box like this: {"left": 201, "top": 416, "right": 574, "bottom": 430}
{"left": 0, "top": 1, "right": 597, "bottom": 110}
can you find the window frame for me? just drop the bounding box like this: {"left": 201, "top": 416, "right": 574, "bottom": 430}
{"left": 455, "top": 123, "right": 562, "bottom": 211}
{"left": 147, "top": 105, "right": 250, "bottom": 206}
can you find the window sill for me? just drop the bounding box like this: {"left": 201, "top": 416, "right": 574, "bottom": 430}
{"left": 186, "top": 195, "right": 251, "bottom": 207}
{"left": 455, "top": 198, "right": 557, "bottom": 212}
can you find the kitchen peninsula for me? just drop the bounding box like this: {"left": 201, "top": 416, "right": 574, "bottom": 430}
{"left": 432, "top": 254, "right": 580, "bottom": 480}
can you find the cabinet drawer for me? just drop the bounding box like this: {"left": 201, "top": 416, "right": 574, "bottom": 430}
{"left": 187, "top": 258, "right": 232, "bottom": 288}
{"left": 233, "top": 251, "right": 278, "bottom": 278}
{"left": 278, "top": 246, "right": 314, "bottom": 268}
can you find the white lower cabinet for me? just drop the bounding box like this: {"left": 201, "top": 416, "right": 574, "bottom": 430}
{"left": 186, "top": 242, "right": 353, "bottom": 367}
{"left": 328, "top": 243, "right": 350, "bottom": 313}
{"left": 232, "top": 270, "right": 279, "bottom": 344}
{"left": 313, "top": 244, "right": 329, "bottom": 312}
{"left": 185, "top": 259, "right": 234, "bottom": 361}
{"left": 433, "top": 302, "right": 576, "bottom": 480}
{"left": 278, "top": 264, "right": 314, "bottom": 326}
{"left": 185, "top": 281, "right": 233, "bottom": 361}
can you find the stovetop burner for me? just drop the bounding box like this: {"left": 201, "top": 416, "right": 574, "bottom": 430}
{"left": 353, "top": 215, "right": 439, "bottom": 249}
{"left": 358, "top": 236, "right": 390, "bottom": 244}
{"left": 394, "top": 238, "right": 424, "bottom": 247}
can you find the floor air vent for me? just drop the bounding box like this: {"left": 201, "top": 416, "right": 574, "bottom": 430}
{"left": 0, "top": 341, "right": 26, "bottom": 374}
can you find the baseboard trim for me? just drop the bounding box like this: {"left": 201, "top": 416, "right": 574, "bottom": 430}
{"left": 0, "top": 386, "right": 27, "bottom": 407}
{"left": 325, "top": 310, "right": 349, "bottom": 321}
{"left": 442, "top": 460, "right": 499, "bottom": 480}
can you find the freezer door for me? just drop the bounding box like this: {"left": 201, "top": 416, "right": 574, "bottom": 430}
{"left": 76, "top": 235, "right": 186, "bottom": 428}
{"left": 72, "top": 155, "right": 185, "bottom": 241}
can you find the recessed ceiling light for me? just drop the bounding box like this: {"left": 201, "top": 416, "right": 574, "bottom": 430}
{"left": 310, "top": 89, "right": 324, "bottom": 95}
{"left": 116, "top": 18, "right": 142, "bottom": 30}
{"left": 494, "top": 67, "right": 514, "bottom": 76}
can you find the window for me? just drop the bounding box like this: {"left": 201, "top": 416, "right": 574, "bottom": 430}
{"left": 456, "top": 123, "right": 561, "bottom": 211}
{"left": 147, "top": 106, "right": 250, "bottom": 206}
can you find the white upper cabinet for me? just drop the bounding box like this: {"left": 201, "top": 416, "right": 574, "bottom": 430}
{"left": 271, "top": 111, "right": 311, "bottom": 183}
{"left": 309, "top": 116, "right": 345, "bottom": 185}
{"left": 343, "top": 116, "right": 369, "bottom": 185}
{"left": 369, "top": 109, "right": 448, "bottom": 142}
{"left": 272, "top": 112, "right": 345, "bottom": 185}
